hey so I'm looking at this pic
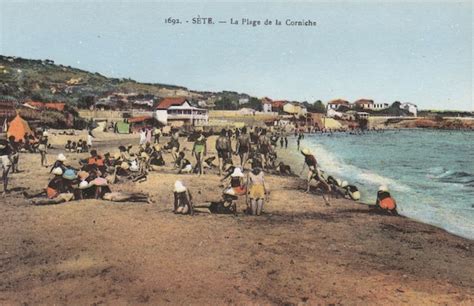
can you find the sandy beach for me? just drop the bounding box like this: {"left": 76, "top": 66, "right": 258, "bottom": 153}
{"left": 0, "top": 132, "right": 473, "bottom": 305}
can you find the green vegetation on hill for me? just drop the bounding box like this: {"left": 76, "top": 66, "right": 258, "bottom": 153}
{"left": 0, "top": 55, "right": 190, "bottom": 107}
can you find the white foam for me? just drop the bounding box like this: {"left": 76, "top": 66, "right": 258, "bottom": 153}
{"left": 310, "top": 144, "right": 411, "bottom": 192}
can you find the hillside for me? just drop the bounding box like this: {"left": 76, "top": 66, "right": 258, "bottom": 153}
{"left": 0, "top": 55, "right": 206, "bottom": 107}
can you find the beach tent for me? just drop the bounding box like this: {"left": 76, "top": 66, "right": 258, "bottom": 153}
{"left": 7, "top": 114, "right": 33, "bottom": 142}
{"left": 116, "top": 121, "right": 130, "bottom": 134}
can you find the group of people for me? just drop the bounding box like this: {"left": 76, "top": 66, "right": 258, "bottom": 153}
{"left": 2, "top": 122, "right": 398, "bottom": 216}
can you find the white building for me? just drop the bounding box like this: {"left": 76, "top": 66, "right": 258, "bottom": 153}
{"left": 400, "top": 103, "right": 418, "bottom": 117}
{"left": 155, "top": 97, "right": 208, "bottom": 127}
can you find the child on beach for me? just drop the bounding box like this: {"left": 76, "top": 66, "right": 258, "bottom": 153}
{"left": 247, "top": 167, "right": 267, "bottom": 216}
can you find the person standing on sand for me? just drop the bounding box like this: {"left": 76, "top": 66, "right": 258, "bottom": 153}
{"left": 192, "top": 132, "right": 207, "bottom": 176}
{"left": 139, "top": 128, "right": 147, "bottom": 146}
{"left": 247, "top": 167, "right": 267, "bottom": 216}
{"left": 300, "top": 148, "right": 331, "bottom": 205}
{"left": 38, "top": 134, "right": 48, "bottom": 167}
{"left": 236, "top": 127, "right": 251, "bottom": 169}
{"left": 170, "top": 131, "right": 180, "bottom": 163}
{"left": 0, "top": 138, "right": 13, "bottom": 196}
{"left": 87, "top": 130, "right": 95, "bottom": 150}
{"left": 146, "top": 127, "right": 152, "bottom": 144}
{"left": 215, "top": 129, "right": 232, "bottom": 176}
{"left": 153, "top": 127, "right": 162, "bottom": 144}
{"left": 8, "top": 136, "right": 20, "bottom": 173}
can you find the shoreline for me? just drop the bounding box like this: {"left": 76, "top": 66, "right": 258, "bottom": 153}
{"left": 275, "top": 133, "right": 474, "bottom": 241}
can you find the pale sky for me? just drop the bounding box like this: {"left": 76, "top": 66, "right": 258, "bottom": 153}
{"left": 1, "top": 0, "right": 472, "bottom": 110}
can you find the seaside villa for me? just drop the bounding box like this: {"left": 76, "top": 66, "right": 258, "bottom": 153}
{"left": 154, "top": 97, "right": 208, "bottom": 127}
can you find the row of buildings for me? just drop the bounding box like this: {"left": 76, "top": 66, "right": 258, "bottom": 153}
{"left": 326, "top": 98, "right": 418, "bottom": 117}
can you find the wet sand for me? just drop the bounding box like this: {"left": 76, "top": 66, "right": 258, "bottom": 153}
{"left": 0, "top": 132, "right": 473, "bottom": 305}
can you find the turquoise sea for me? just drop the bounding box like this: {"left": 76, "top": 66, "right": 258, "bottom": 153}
{"left": 291, "top": 129, "right": 474, "bottom": 240}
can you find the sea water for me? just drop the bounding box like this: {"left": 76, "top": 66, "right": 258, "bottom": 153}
{"left": 292, "top": 129, "right": 474, "bottom": 240}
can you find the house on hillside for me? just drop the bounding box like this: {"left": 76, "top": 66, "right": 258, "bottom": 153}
{"left": 155, "top": 97, "right": 208, "bottom": 127}
{"left": 327, "top": 99, "right": 350, "bottom": 110}
{"left": 272, "top": 100, "right": 287, "bottom": 113}
{"left": 353, "top": 99, "right": 374, "bottom": 110}
{"left": 400, "top": 102, "right": 418, "bottom": 117}
{"left": 326, "top": 99, "right": 350, "bottom": 116}
{"left": 283, "top": 103, "right": 307, "bottom": 116}
{"left": 261, "top": 97, "right": 273, "bottom": 113}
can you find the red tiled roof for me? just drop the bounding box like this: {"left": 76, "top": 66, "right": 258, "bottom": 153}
{"left": 26, "top": 101, "right": 66, "bottom": 111}
{"left": 156, "top": 97, "right": 188, "bottom": 109}
{"left": 327, "top": 99, "right": 349, "bottom": 105}
{"left": 271, "top": 100, "right": 287, "bottom": 108}
{"left": 128, "top": 116, "right": 153, "bottom": 123}
{"left": 353, "top": 99, "right": 374, "bottom": 105}
{"left": 44, "top": 102, "right": 65, "bottom": 111}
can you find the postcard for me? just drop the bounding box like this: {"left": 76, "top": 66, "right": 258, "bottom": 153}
{"left": 0, "top": 1, "right": 472, "bottom": 304}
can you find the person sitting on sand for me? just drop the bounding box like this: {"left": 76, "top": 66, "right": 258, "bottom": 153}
{"left": 25, "top": 167, "right": 75, "bottom": 205}
{"left": 374, "top": 185, "right": 397, "bottom": 215}
{"left": 76, "top": 139, "right": 83, "bottom": 153}
{"left": 65, "top": 140, "right": 72, "bottom": 152}
{"left": 88, "top": 150, "right": 106, "bottom": 173}
{"left": 177, "top": 151, "right": 192, "bottom": 174}
{"left": 119, "top": 145, "right": 133, "bottom": 162}
{"left": 300, "top": 148, "right": 331, "bottom": 206}
{"left": 341, "top": 181, "right": 361, "bottom": 201}
{"left": 224, "top": 167, "right": 246, "bottom": 196}
{"left": 50, "top": 154, "right": 69, "bottom": 173}
{"left": 247, "top": 167, "right": 267, "bottom": 216}
{"left": 203, "top": 156, "right": 217, "bottom": 169}
{"left": 173, "top": 180, "right": 194, "bottom": 215}
{"left": 276, "top": 162, "right": 292, "bottom": 176}
{"left": 148, "top": 144, "right": 165, "bottom": 169}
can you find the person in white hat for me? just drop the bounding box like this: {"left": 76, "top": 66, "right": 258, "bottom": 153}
{"left": 223, "top": 167, "right": 246, "bottom": 196}
{"left": 374, "top": 185, "right": 397, "bottom": 215}
{"left": 49, "top": 153, "right": 68, "bottom": 174}
{"left": 300, "top": 148, "right": 331, "bottom": 205}
{"left": 173, "top": 180, "right": 194, "bottom": 215}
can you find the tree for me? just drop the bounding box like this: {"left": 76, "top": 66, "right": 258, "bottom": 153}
{"left": 77, "top": 95, "right": 96, "bottom": 109}
{"left": 241, "top": 97, "right": 262, "bottom": 111}
{"left": 303, "top": 100, "right": 326, "bottom": 113}
{"left": 215, "top": 97, "right": 238, "bottom": 110}
{"left": 311, "top": 100, "right": 326, "bottom": 113}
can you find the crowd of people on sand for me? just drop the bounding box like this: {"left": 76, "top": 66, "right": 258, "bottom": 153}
{"left": 0, "top": 123, "right": 398, "bottom": 216}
